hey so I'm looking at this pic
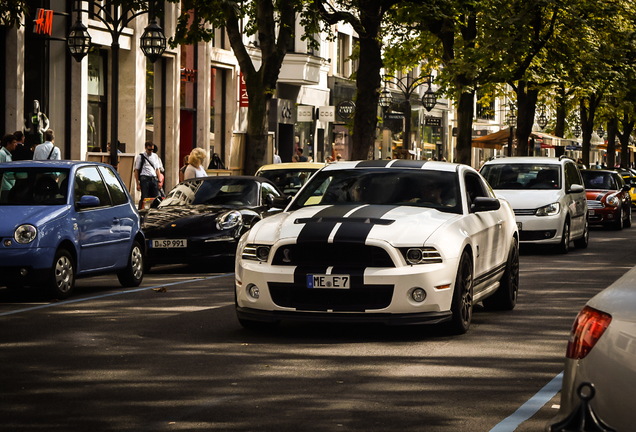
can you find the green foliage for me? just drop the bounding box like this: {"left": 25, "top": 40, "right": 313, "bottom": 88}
{"left": 0, "top": 0, "right": 29, "bottom": 28}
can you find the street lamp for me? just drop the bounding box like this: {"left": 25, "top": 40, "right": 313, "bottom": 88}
{"left": 537, "top": 106, "right": 548, "bottom": 129}
{"left": 382, "top": 73, "right": 436, "bottom": 152}
{"left": 597, "top": 125, "right": 605, "bottom": 139}
{"left": 421, "top": 75, "right": 437, "bottom": 112}
{"left": 67, "top": 0, "right": 167, "bottom": 168}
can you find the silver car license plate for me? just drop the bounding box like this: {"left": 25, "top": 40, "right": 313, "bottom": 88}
{"left": 307, "top": 274, "right": 350, "bottom": 289}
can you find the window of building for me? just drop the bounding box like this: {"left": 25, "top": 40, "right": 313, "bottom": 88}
{"left": 87, "top": 49, "right": 107, "bottom": 152}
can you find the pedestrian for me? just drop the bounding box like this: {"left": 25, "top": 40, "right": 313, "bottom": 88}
{"left": 134, "top": 141, "right": 162, "bottom": 209}
{"left": 152, "top": 144, "right": 166, "bottom": 197}
{"left": 184, "top": 148, "right": 208, "bottom": 180}
{"left": 179, "top": 155, "right": 189, "bottom": 183}
{"left": 296, "top": 147, "right": 308, "bottom": 162}
{"left": 325, "top": 156, "right": 333, "bottom": 163}
{"left": 273, "top": 151, "right": 282, "bottom": 164}
{"left": 0, "top": 133, "right": 17, "bottom": 163}
{"left": 336, "top": 153, "right": 342, "bottom": 162}
{"left": 11, "top": 131, "right": 32, "bottom": 160}
{"left": 33, "top": 129, "right": 60, "bottom": 160}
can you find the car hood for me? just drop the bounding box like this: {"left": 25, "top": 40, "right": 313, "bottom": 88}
{"left": 0, "top": 205, "right": 70, "bottom": 236}
{"left": 250, "top": 204, "right": 458, "bottom": 246}
{"left": 492, "top": 189, "right": 562, "bottom": 210}
{"left": 143, "top": 205, "right": 245, "bottom": 231}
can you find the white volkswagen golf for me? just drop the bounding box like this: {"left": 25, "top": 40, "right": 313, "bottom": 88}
{"left": 235, "top": 160, "right": 519, "bottom": 334}
{"left": 480, "top": 156, "right": 588, "bottom": 253}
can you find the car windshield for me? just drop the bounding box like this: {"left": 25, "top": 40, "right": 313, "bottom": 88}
{"left": 481, "top": 164, "right": 561, "bottom": 190}
{"left": 0, "top": 168, "right": 70, "bottom": 206}
{"left": 160, "top": 178, "right": 258, "bottom": 207}
{"left": 256, "top": 168, "right": 319, "bottom": 195}
{"left": 288, "top": 168, "right": 461, "bottom": 214}
{"left": 581, "top": 171, "right": 618, "bottom": 190}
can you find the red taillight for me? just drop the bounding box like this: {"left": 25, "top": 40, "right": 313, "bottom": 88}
{"left": 566, "top": 306, "right": 612, "bottom": 359}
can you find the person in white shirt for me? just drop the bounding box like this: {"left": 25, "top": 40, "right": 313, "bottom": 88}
{"left": 184, "top": 147, "right": 208, "bottom": 180}
{"left": 134, "top": 141, "right": 162, "bottom": 209}
{"left": 33, "top": 130, "right": 61, "bottom": 160}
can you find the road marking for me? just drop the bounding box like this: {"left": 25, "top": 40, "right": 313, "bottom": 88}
{"left": 0, "top": 273, "right": 234, "bottom": 317}
{"left": 489, "top": 372, "right": 563, "bottom": 432}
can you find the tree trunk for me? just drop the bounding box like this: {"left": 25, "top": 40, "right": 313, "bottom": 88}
{"left": 580, "top": 94, "right": 602, "bottom": 168}
{"left": 350, "top": 6, "right": 383, "bottom": 161}
{"left": 456, "top": 90, "right": 474, "bottom": 165}
{"left": 606, "top": 119, "right": 617, "bottom": 169}
{"left": 618, "top": 112, "right": 635, "bottom": 168}
{"left": 515, "top": 81, "right": 538, "bottom": 157}
{"left": 553, "top": 84, "right": 567, "bottom": 138}
{"left": 244, "top": 83, "right": 272, "bottom": 175}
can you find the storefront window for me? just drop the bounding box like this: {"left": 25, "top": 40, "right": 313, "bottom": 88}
{"left": 87, "top": 49, "right": 107, "bottom": 152}
{"left": 146, "top": 61, "right": 154, "bottom": 142}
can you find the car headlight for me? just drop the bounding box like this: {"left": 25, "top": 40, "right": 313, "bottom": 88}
{"left": 14, "top": 224, "right": 37, "bottom": 244}
{"left": 536, "top": 202, "right": 560, "bottom": 216}
{"left": 606, "top": 196, "right": 619, "bottom": 207}
{"left": 216, "top": 211, "right": 243, "bottom": 230}
{"left": 242, "top": 244, "right": 270, "bottom": 262}
{"left": 401, "top": 247, "right": 442, "bottom": 265}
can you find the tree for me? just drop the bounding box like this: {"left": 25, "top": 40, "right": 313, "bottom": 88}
{"left": 0, "top": 1, "right": 28, "bottom": 28}
{"left": 171, "top": 0, "right": 319, "bottom": 175}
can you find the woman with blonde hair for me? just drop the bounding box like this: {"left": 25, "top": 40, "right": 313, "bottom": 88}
{"left": 184, "top": 148, "right": 208, "bottom": 180}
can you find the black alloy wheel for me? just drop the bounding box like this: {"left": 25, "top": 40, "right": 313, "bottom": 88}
{"left": 483, "top": 240, "right": 519, "bottom": 311}
{"left": 557, "top": 219, "right": 570, "bottom": 254}
{"left": 573, "top": 217, "right": 589, "bottom": 249}
{"left": 447, "top": 250, "right": 474, "bottom": 335}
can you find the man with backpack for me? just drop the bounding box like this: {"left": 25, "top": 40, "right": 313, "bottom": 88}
{"left": 33, "top": 130, "right": 60, "bottom": 160}
{"left": 134, "top": 141, "right": 161, "bottom": 209}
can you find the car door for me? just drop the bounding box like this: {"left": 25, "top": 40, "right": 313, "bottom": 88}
{"left": 462, "top": 171, "right": 505, "bottom": 287}
{"left": 98, "top": 165, "right": 136, "bottom": 267}
{"left": 564, "top": 162, "right": 587, "bottom": 238}
{"left": 73, "top": 166, "right": 120, "bottom": 271}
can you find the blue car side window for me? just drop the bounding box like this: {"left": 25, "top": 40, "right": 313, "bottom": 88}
{"left": 74, "top": 167, "right": 112, "bottom": 207}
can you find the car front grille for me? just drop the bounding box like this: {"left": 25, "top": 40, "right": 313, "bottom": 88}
{"left": 272, "top": 243, "right": 395, "bottom": 267}
{"left": 268, "top": 282, "right": 394, "bottom": 311}
{"left": 587, "top": 200, "right": 604, "bottom": 210}
{"left": 514, "top": 209, "right": 537, "bottom": 216}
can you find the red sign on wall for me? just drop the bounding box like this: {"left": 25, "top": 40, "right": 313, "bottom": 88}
{"left": 34, "top": 9, "right": 53, "bottom": 36}
{"left": 239, "top": 73, "right": 249, "bottom": 107}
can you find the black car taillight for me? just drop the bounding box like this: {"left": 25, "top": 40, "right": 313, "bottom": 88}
{"left": 566, "top": 306, "right": 612, "bottom": 360}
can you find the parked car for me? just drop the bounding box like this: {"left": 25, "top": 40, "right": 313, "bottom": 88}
{"left": 255, "top": 162, "right": 324, "bottom": 196}
{"left": 614, "top": 167, "right": 636, "bottom": 207}
{"left": 580, "top": 170, "right": 632, "bottom": 229}
{"left": 480, "top": 156, "right": 588, "bottom": 253}
{"left": 142, "top": 176, "right": 284, "bottom": 270}
{"left": 545, "top": 265, "right": 636, "bottom": 431}
{"left": 235, "top": 160, "right": 519, "bottom": 334}
{"left": 0, "top": 161, "right": 145, "bottom": 299}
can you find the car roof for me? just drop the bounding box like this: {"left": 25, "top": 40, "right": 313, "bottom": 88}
{"left": 256, "top": 162, "right": 325, "bottom": 171}
{"left": 321, "top": 159, "right": 461, "bottom": 173}
{"left": 0, "top": 160, "right": 106, "bottom": 168}
{"left": 482, "top": 156, "right": 568, "bottom": 166}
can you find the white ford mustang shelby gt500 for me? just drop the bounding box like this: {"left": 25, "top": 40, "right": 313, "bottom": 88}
{"left": 236, "top": 160, "right": 519, "bottom": 334}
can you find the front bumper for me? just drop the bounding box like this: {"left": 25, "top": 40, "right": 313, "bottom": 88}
{"left": 0, "top": 245, "right": 55, "bottom": 287}
{"left": 515, "top": 214, "right": 564, "bottom": 244}
{"left": 145, "top": 237, "right": 238, "bottom": 264}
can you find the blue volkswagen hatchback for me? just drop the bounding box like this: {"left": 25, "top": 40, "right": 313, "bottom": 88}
{"left": 0, "top": 161, "right": 145, "bottom": 299}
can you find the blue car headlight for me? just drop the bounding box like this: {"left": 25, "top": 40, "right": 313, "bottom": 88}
{"left": 14, "top": 224, "right": 37, "bottom": 244}
{"left": 216, "top": 211, "right": 243, "bottom": 230}
{"left": 536, "top": 202, "right": 560, "bottom": 216}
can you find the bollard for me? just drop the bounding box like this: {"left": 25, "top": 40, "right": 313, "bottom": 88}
{"left": 549, "top": 382, "right": 615, "bottom": 432}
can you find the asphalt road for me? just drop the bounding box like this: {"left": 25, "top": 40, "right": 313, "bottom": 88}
{"left": 2, "top": 226, "right": 636, "bottom": 432}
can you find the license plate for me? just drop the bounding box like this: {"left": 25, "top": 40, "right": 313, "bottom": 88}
{"left": 588, "top": 210, "right": 595, "bottom": 215}
{"left": 307, "top": 274, "right": 350, "bottom": 289}
{"left": 516, "top": 222, "right": 522, "bottom": 231}
{"left": 151, "top": 239, "right": 187, "bottom": 248}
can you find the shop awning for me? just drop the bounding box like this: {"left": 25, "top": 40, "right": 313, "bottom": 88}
{"left": 596, "top": 144, "right": 636, "bottom": 152}
{"left": 471, "top": 128, "right": 511, "bottom": 150}
{"left": 530, "top": 131, "right": 567, "bottom": 147}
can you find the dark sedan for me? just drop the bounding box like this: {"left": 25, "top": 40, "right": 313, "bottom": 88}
{"left": 142, "top": 176, "right": 284, "bottom": 270}
{"left": 581, "top": 170, "right": 632, "bottom": 229}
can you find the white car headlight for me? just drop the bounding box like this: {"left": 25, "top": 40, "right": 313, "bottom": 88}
{"left": 242, "top": 244, "right": 270, "bottom": 262}
{"left": 606, "top": 196, "right": 619, "bottom": 207}
{"left": 216, "top": 211, "right": 243, "bottom": 230}
{"left": 402, "top": 247, "right": 442, "bottom": 265}
{"left": 536, "top": 202, "right": 560, "bottom": 216}
{"left": 14, "top": 224, "right": 37, "bottom": 244}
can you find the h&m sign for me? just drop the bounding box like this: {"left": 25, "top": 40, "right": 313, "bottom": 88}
{"left": 33, "top": 9, "right": 53, "bottom": 36}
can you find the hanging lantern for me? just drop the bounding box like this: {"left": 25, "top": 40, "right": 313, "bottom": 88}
{"left": 422, "top": 87, "right": 437, "bottom": 112}
{"left": 67, "top": 19, "right": 91, "bottom": 62}
{"left": 596, "top": 125, "right": 605, "bottom": 138}
{"left": 140, "top": 20, "right": 167, "bottom": 63}
{"left": 379, "top": 86, "right": 393, "bottom": 109}
{"left": 573, "top": 124, "right": 581, "bottom": 138}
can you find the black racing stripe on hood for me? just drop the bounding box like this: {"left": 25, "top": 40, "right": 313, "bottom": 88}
{"left": 356, "top": 160, "right": 391, "bottom": 168}
{"left": 333, "top": 205, "right": 397, "bottom": 243}
{"left": 296, "top": 204, "right": 362, "bottom": 244}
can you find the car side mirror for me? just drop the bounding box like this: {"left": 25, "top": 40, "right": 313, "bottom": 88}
{"left": 623, "top": 184, "right": 631, "bottom": 192}
{"left": 265, "top": 194, "right": 275, "bottom": 208}
{"left": 569, "top": 184, "right": 585, "bottom": 194}
{"left": 75, "top": 195, "right": 100, "bottom": 210}
{"left": 272, "top": 195, "right": 292, "bottom": 209}
{"left": 471, "top": 197, "right": 500, "bottom": 212}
